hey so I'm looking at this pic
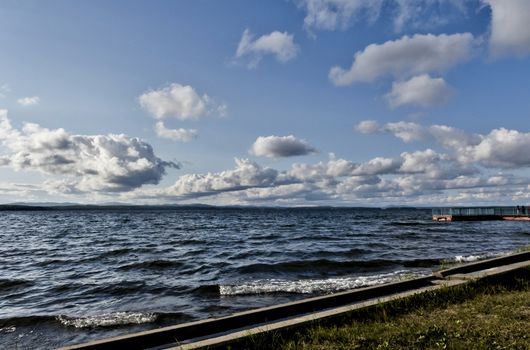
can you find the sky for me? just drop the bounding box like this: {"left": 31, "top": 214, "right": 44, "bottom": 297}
{"left": 1, "top": 0, "right": 530, "bottom": 206}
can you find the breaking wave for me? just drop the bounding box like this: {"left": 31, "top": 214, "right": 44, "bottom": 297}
{"left": 219, "top": 270, "right": 426, "bottom": 296}
{"left": 57, "top": 312, "right": 158, "bottom": 328}
{"left": 451, "top": 251, "right": 505, "bottom": 263}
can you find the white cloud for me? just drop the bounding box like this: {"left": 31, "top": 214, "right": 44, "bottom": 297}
{"left": 119, "top": 147, "right": 530, "bottom": 206}
{"left": 0, "top": 84, "right": 10, "bottom": 99}
{"left": 139, "top": 83, "right": 221, "bottom": 120}
{"left": 357, "top": 119, "right": 530, "bottom": 169}
{"left": 392, "top": 0, "right": 468, "bottom": 32}
{"left": 325, "top": 155, "right": 357, "bottom": 176}
{"left": 130, "top": 158, "right": 288, "bottom": 200}
{"left": 297, "top": 0, "right": 469, "bottom": 33}
{"left": 355, "top": 120, "right": 380, "bottom": 134}
{"left": 139, "top": 83, "right": 225, "bottom": 141}
{"left": 383, "top": 121, "right": 427, "bottom": 142}
{"left": 457, "top": 128, "right": 530, "bottom": 168}
{"left": 250, "top": 135, "right": 317, "bottom": 158}
{"left": 154, "top": 121, "right": 197, "bottom": 142}
{"left": 386, "top": 74, "right": 452, "bottom": 108}
{"left": 297, "top": 0, "right": 382, "bottom": 31}
{"left": 17, "top": 96, "right": 40, "bottom": 106}
{"left": 352, "top": 157, "right": 401, "bottom": 175}
{"left": 0, "top": 110, "right": 178, "bottom": 193}
{"left": 484, "top": 0, "right": 530, "bottom": 57}
{"left": 329, "top": 33, "right": 474, "bottom": 85}
{"left": 355, "top": 120, "right": 478, "bottom": 146}
{"left": 236, "top": 29, "right": 299, "bottom": 68}
{"left": 399, "top": 149, "right": 447, "bottom": 174}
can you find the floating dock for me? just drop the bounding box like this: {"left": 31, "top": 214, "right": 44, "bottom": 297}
{"left": 432, "top": 206, "right": 530, "bottom": 221}
{"left": 58, "top": 251, "right": 530, "bottom": 350}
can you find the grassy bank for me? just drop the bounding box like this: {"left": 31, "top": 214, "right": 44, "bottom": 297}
{"left": 242, "top": 268, "right": 530, "bottom": 350}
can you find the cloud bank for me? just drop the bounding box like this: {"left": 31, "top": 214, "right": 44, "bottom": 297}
{"left": 6, "top": 113, "right": 530, "bottom": 206}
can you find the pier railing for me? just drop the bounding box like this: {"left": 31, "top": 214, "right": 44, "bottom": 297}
{"left": 432, "top": 207, "right": 525, "bottom": 217}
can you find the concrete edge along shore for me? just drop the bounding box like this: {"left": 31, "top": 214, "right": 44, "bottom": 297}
{"left": 58, "top": 251, "right": 530, "bottom": 350}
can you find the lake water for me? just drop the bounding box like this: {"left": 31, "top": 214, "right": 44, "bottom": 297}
{"left": 1, "top": 207, "right": 529, "bottom": 349}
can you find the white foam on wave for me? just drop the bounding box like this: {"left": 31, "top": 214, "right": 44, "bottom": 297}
{"left": 57, "top": 312, "right": 156, "bottom": 328}
{"left": 219, "top": 270, "right": 425, "bottom": 296}
{"left": 453, "top": 255, "right": 481, "bottom": 263}
{"left": 452, "top": 251, "right": 506, "bottom": 263}
{"left": 0, "top": 326, "right": 16, "bottom": 333}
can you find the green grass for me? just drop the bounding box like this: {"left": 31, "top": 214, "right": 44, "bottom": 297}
{"left": 239, "top": 268, "right": 530, "bottom": 350}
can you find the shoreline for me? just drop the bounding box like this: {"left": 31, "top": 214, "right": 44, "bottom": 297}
{"left": 59, "top": 251, "right": 530, "bottom": 350}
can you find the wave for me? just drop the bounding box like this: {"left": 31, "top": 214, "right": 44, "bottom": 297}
{"left": 0, "top": 315, "right": 58, "bottom": 328}
{"left": 237, "top": 258, "right": 440, "bottom": 274}
{"left": 192, "top": 284, "right": 221, "bottom": 296}
{"left": 310, "top": 248, "right": 371, "bottom": 259}
{"left": 450, "top": 251, "right": 504, "bottom": 263}
{"left": 0, "top": 311, "right": 189, "bottom": 330}
{"left": 96, "top": 247, "right": 135, "bottom": 258}
{"left": 117, "top": 259, "right": 186, "bottom": 271}
{"left": 35, "top": 258, "right": 74, "bottom": 267}
{"left": 57, "top": 312, "right": 157, "bottom": 328}
{"left": 0, "top": 278, "right": 34, "bottom": 292}
{"left": 403, "top": 258, "right": 441, "bottom": 267}
{"left": 0, "top": 325, "right": 16, "bottom": 333}
{"left": 83, "top": 280, "right": 148, "bottom": 296}
{"left": 386, "top": 222, "right": 433, "bottom": 227}
{"left": 219, "top": 270, "right": 425, "bottom": 295}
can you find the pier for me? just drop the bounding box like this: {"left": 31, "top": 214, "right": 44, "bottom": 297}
{"left": 432, "top": 206, "right": 530, "bottom": 221}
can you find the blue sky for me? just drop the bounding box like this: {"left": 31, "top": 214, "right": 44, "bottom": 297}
{"left": 1, "top": 0, "right": 530, "bottom": 206}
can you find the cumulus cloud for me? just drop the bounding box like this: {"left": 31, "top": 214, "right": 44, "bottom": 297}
{"left": 355, "top": 120, "right": 474, "bottom": 145}
{"left": 329, "top": 33, "right": 474, "bottom": 85}
{"left": 250, "top": 135, "right": 317, "bottom": 158}
{"left": 17, "top": 96, "right": 40, "bottom": 106}
{"left": 139, "top": 83, "right": 217, "bottom": 120}
{"left": 352, "top": 157, "right": 401, "bottom": 176}
{"left": 355, "top": 120, "right": 380, "bottom": 134}
{"left": 154, "top": 121, "right": 197, "bottom": 142}
{"left": 120, "top": 145, "right": 530, "bottom": 206}
{"left": 385, "top": 74, "right": 452, "bottom": 108}
{"left": 382, "top": 121, "right": 427, "bottom": 142}
{"left": 236, "top": 29, "right": 299, "bottom": 68}
{"left": 0, "top": 110, "right": 178, "bottom": 193}
{"left": 457, "top": 128, "right": 530, "bottom": 168}
{"left": 484, "top": 0, "right": 530, "bottom": 58}
{"left": 130, "top": 158, "right": 291, "bottom": 200}
{"left": 139, "top": 83, "right": 226, "bottom": 141}
{"left": 357, "top": 119, "right": 530, "bottom": 169}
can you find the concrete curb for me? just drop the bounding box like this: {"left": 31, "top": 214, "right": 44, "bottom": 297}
{"left": 434, "top": 251, "right": 530, "bottom": 278}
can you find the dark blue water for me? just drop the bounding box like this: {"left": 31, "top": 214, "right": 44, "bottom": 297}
{"left": 1, "top": 207, "right": 529, "bottom": 349}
